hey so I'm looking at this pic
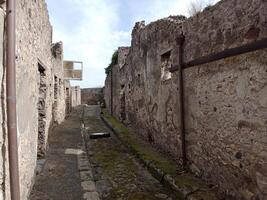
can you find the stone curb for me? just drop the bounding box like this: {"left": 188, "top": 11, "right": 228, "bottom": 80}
{"left": 79, "top": 121, "right": 101, "bottom": 200}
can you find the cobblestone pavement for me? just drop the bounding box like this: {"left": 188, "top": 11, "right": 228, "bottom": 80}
{"left": 30, "top": 107, "right": 84, "bottom": 200}
{"left": 83, "top": 105, "right": 181, "bottom": 200}
{"left": 29, "top": 105, "right": 180, "bottom": 200}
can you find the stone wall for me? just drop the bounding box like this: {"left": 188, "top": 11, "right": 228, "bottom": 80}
{"left": 104, "top": 47, "right": 130, "bottom": 119}
{"left": 0, "top": 4, "right": 7, "bottom": 200}
{"left": 15, "top": 1, "right": 68, "bottom": 199}
{"left": 71, "top": 86, "right": 81, "bottom": 108}
{"left": 81, "top": 88, "right": 103, "bottom": 105}
{"left": 51, "top": 42, "right": 66, "bottom": 124}
{"left": 64, "top": 80, "right": 72, "bottom": 115}
{"left": 104, "top": 73, "right": 111, "bottom": 113}
{"left": 104, "top": 0, "right": 267, "bottom": 199}
{"left": 0, "top": 0, "right": 73, "bottom": 199}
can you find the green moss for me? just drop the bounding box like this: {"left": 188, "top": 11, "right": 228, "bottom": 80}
{"left": 174, "top": 173, "right": 203, "bottom": 190}
{"left": 101, "top": 110, "right": 179, "bottom": 176}
{"left": 100, "top": 110, "right": 218, "bottom": 199}
{"left": 86, "top": 109, "right": 217, "bottom": 200}
{"left": 128, "top": 193, "right": 158, "bottom": 200}
{"left": 188, "top": 191, "right": 218, "bottom": 200}
{"left": 173, "top": 174, "right": 219, "bottom": 200}
{"left": 105, "top": 50, "right": 119, "bottom": 75}
{"left": 91, "top": 134, "right": 144, "bottom": 198}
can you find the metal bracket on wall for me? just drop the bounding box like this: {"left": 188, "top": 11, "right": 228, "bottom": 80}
{"left": 169, "top": 35, "right": 267, "bottom": 169}
{"left": 169, "top": 37, "right": 267, "bottom": 72}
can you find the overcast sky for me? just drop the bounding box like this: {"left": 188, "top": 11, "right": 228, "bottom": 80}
{"left": 46, "top": 0, "right": 219, "bottom": 88}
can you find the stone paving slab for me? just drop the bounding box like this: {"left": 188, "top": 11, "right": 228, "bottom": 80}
{"left": 82, "top": 105, "right": 181, "bottom": 200}
{"left": 30, "top": 107, "right": 84, "bottom": 200}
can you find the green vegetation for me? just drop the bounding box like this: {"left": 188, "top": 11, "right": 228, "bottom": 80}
{"left": 99, "top": 109, "right": 218, "bottom": 200}
{"left": 87, "top": 113, "right": 176, "bottom": 199}
{"left": 203, "top": 4, "right": 213, "bottom": 11}
{"left": 101, "top": 109, "right": 179, "bottom": 176}
{"left": 105, "top": 50, "right": 118, "bottom": 75}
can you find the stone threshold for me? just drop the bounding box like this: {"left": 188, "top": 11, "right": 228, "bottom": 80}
{"left": 100, "top": 111, "right": 219, "bottom": 200}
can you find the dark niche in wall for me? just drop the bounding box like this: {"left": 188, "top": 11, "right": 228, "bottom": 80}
{"left": 160, "top": 50, "right": 172, "bottom": 82}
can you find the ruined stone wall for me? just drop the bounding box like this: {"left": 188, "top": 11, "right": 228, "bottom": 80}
{"left": 71, "top": 86, "right": 81, "bottom": 107}
{"left": 64, "top": 80, "right": 72, "bottom": 115}
{"left": 51, "top": 42, "right": 66, "bottom": 124}
{"left": 104, "top": 73, "right": 111, "bottom": 113}
{"left": 5, "top": 0, "right": 65, "bottom": 199}
{"left": 105, "top": 47, "right": 131, "bottom": 119}
{"left": 0, "top": 5, "right": 7, "bottom": 200}
{"left": 81, "top": 88, "right": 103, "bottom": 105}
{"left": 111, "top": 62, "right": 121, "bottom": 119}
{"left": 104, "top": 0, "right": 267, "bottom": 199}
{"left": 0, "top": 1, "right": 81, "bottom": 198}
{"left": 118, "top": 47, "right": 130, "bottom": 69}
{"left": 104, "top": 64, "right": 120, "bottom": 117}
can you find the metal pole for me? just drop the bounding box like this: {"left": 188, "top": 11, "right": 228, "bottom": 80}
{"left": 170, "top": 37, "right": 267, "bottom": 72}
{"left": 176, "top": 35, "right": 187, "bottom": 168}
{"left": 110, "top": 69, "right": 113, "bottom": 115}
{"left": 6, "top": 0, "right": 20, "bottom": 199}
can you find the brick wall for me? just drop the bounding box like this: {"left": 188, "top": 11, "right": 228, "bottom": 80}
{"left": 81, "top": 88, "right": 103, "bottom": 105}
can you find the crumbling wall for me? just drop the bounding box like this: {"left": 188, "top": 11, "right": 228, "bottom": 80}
{"left": 71, "top": 86, "right": 81, "bottom": 107}
{"left": 104, "top": 73, "right": 111, "bottom": 113}
{"left": 51, "top": 42, "right": 66, "bottom": 124}
{"left": 64, "top": 80, "right": 72, "bottom": 115}
{"left": 12, "top": 0, "right": 66, "bottom": 199}
{"left": 111, "top": 61, "right": 120, "bottom": 119}
{"left": 0, "top": 5, "right": 7, "bottom": 200}
{"left": 81, "top": 88, "right": 103, "bottom": 105}
{"left": 105, "top": 47, "right": 131, "bottom": 120}
{"left": 104, "top": 0, "right": 267, "bottom": 199}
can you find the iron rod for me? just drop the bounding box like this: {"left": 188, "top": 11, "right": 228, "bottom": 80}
{"left": 169, "top": 38, "right": 267, "bottom": 72}
{"left": 176, "top": 35, "right": 187, "bottom": 168}
{"left": 110, "top": 69, "right": 113, "bottom": 115}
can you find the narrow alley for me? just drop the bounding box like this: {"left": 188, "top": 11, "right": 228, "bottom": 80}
{"left": 1, "top": 0, "right": 266, "bottom": 199}
{"left": 30, "top": 105, "right": 180, "bottom": 200}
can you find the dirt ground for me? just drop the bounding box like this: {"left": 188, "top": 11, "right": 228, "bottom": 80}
{"left": 30, "top": 107, "right": 84, "bottom": 200}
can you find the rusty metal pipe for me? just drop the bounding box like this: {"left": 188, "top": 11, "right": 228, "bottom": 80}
{"left": 6, "top": 0, "right": 20, "bottom": 199}
{"left": 176, "top": 35, "right": 187, "bottom": 168}
{"left": 169, "top": 38, "right": 267, "bottom": 72}
{"left": 184, "top": 38, "right": 267, "bottom": 69}
{"left": 110, "top": 69, "right": 113, "bottom": 115}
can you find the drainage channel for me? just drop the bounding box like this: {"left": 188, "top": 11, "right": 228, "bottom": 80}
{"left": 89, "top": 132, "right": 111, "bottom": 139}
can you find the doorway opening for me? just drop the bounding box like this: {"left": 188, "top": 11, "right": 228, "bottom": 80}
{"left": 37, "top": 63, "right": 47, "bottom": 158}
{"left": 53, "top": 76, "right": 58, "bottom": 123}
{"left": 65, "top": 87, "right": 71, "bottom": 115}
{"left": 120, "top": 84, "right": 126, "bottom": 121}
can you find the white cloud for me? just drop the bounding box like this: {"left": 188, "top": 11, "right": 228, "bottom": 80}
{"left": 50, "top": 0, "right": 220, "bottom": 88}
{"left": 52, "top": 0, "right": 130, "bottom": 88}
